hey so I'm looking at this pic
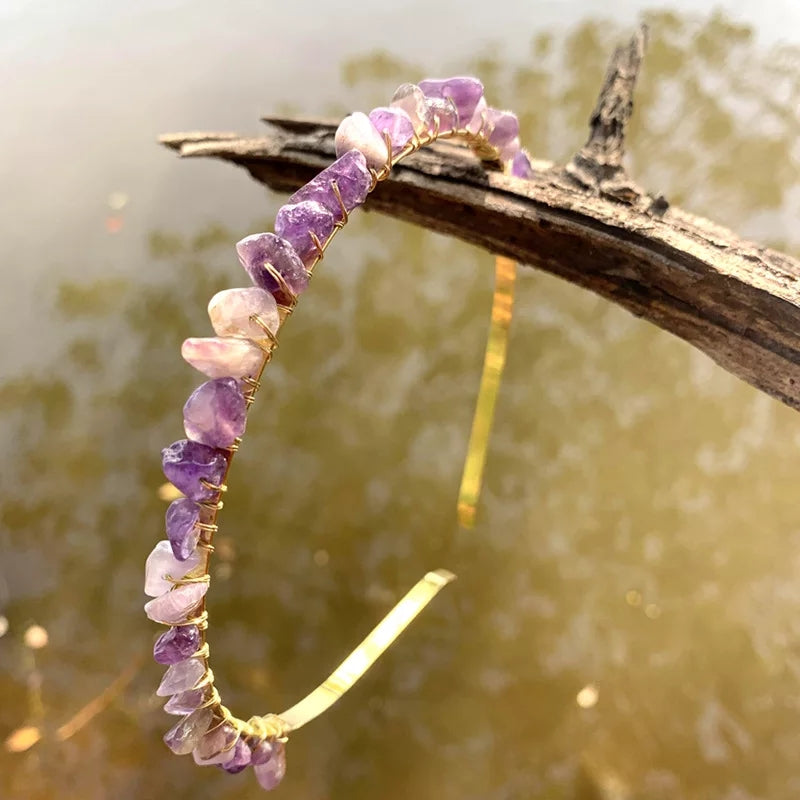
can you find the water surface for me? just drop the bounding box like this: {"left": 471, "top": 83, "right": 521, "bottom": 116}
{"left": 2, "top": 4, "right": 800, "bottom": 799}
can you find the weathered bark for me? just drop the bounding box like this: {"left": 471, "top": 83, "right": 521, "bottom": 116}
{"left": 160, "top": 26, "right": 800, "bottom": 410}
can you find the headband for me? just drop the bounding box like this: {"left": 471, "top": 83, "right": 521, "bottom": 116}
{"left": 144, "top": 76, "right": 531, "bottom": 791}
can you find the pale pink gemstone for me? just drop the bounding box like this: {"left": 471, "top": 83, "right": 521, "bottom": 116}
{"left": 390, "top": 83, "right": 432, "bottom": 134}
{"left": 498, "top": 136, "right": 521, "bottom": 163}
{"left": 144, "top": 541, "right": 203, "bottom": 597}
{"left": 163, "top": 706, "right": 213, "bottom": 755}
{"left": 164, "top": 687, "right": 207, "bottom": 715}
{"left": 254, "top": 740, "right": 286, "bottom": 790}
{"left": 465, "top": 96, "right": 488, "bottom": 135}
{"left": 335, "top": 112, "right": 390, "bottom": 170}
{"left": 157, "top": 657, "right": 206, "bottom": 696}
{"left": 208, "top": 287, "right": 279, "bottom": 341}
{"left": 181, "top": 337, "right": 263, "bottom": 379}
{"left": 144, "top": 582, "right": 208, "bottom": 625}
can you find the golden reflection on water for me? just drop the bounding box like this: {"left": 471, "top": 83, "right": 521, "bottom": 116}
{"left": 2, "top": 9, "right": 800, "bottom": 800}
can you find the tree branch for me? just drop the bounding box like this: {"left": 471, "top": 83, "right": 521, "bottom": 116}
{"left": 159, "top": 28, "right": 800, "bottom": 411}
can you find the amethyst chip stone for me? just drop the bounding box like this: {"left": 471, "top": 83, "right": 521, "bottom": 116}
{"left": 183, "top": 377, "right": 247, "bottom": 449}
{"left": 418, "top": 77, "right": 484, "bottom": 125}
{"left": 182, "top": 336, "right": 264, "bottom": 380}
{"left": 423, "top": 97, "right": 458, "bottom": 134}
{"left": 208, "top": 287, "right": 279, "bottom": 341}
{"left": 157, "top": 657, "right": 207, "bottom": 696}
{"left": 220, "top": 738, "right": 252, "bottom": 774}
{"left": 465, "top": 96, "right": 488, "bottom": 135}
{"left": 154, "top": 624, "right": 201, "bottom": 665}
{"left": 254, "top": 740, "right": 286, "bottom": 790}
{"left": 288, "top": 150, "right": 371, "bottom": 223}
{"left": 144, "top": 540, "right": 203, "bottom": 597}
{"left": 164, "top": 687, "right": 207, "bottom": 715}
{"left": 511, "top": 150, "right": 533, "bottom": 179}
{"left": 250, "top": 739, "right": 274, "bottom": 766}
{"left": 368, "top": 107, "right": 415, "bottom": 154}
{"left": 390, "top": 83, "right": 432, "bottom": 134}
{"left": 194, "top": 722, "right": 239, "bottom": 765}
{"left": 145, "top": 582, "right": 208, "bottom": 625}
{"left": 486, "top": 109, "right": 520, "bottom": 150}
{"left": 165, "top": 498, "right": 200, "bottom": 561}
{"left": 163, "top": 706, "right": 213, "bottom": 755}
{"left": 498, "top": 136, "right": 521, "bottom": 163}
{"left": 236, "top": 232, "right": 309, "bottom": 302}
{"left": 162, "top": 439, "right": 227, "bottom": 502}
{"left": 335, "top": 112, "right": 389, "bottom": 169}
{"left": 275, "top": 201, "right": 336, "bottom": 268}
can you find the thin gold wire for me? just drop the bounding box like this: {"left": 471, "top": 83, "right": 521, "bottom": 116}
{"left": 195, "top": 521, "right": 218, "bottom": 533}
{"left": 193, "top": 668, "right": 215, "bottom": 691}
{"left": 156, "top": 117, "right": 516, "bottom": 745}
{"left": 308, "top": 231, "right": 325, "bottom": 261}
{"left": 177, "top": 609, "right": 208, "bottom": 629}
{"left": 249, "top": 314, "right": 279, "bottom": 348}
{"left": 262, "top": 262, "right": 298, "bottom": 305}
{"left": 381, "top": 131, "right": 393, "bottom": 174}
{"left": 167, "top": 573, "right": 210, "bottom": 587}
{"left": 330, "top": 181, "right": 349, "bottom": 226}
{"left": 190, "top": 643, "right": 210, "bottom": 660}
{"left": 199, "top": 478, "right": 227, "bottom": 493}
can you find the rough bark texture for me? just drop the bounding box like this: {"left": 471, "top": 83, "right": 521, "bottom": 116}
{"left": 160, "top": 26, "right": 800, "bottom": 410}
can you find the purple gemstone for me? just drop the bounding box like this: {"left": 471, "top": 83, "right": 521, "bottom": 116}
{"left": 163, "top": 707, "right": 213, "bottom": 755}
{"left": 274, "top": 200, "right": 336, "bottom": 268}
{"left": 157, "top": 657, "right": 206, "bottom": 696}
{"left": 498, "top": 136, "right": 521, "bottom": 163}
{"left": 423, "top": 97, "right": 458, "bottom": 134}
{"left": 465, "top": 96, "right": 488, "bottom": 135}
{"left": 254, "top": 741, "right": 286, "bottom": 790}
{"left": 183, "top": 378, "right": 247, "bottom": 450}
{"left": 486, "top": 109, "right": 520, "bottom": 149}
{"left": 153, "top": 624, "right": 201, "bottom": 665}
{"left": 161, "top": 440, "right": 227, "bottom": 503}
{"left": 368, "top": 107, "right": 415, "bottom": 154}
{"left": 288, "top": 150, "right": 371, "bottom": 223}
{"left": 418, "top": 77, "right": 484, "bottom": 125}
{"left": 250, "top": 739, "right": 274, "bottom": 766}
{"left": 144, "top": 582, "right": 208, "bottom": 625}
{"left": 164, "top": 687, "right": 207, "bottom": 715}
{"left": 510, "top": 150, "right": 533, "bottom": 179}
{"left": 194, "top": 723, "right": 239, "bottom": 765}
{"left": 165, "top": 498, "right": 200, "bottom": 561}
{"left": 236, "top": 232, "right": 309, "bottom": 303}
{"left": 220, "top": 738, "right": 251, "bottom": 774}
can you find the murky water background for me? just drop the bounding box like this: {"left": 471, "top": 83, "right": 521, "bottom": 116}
{"left": 2, "top": 3, "right": 800, "bottom": 799}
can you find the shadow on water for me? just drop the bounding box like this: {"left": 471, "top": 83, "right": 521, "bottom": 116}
{"left": 2, "top": 9, "right": 800, "bottom": 799}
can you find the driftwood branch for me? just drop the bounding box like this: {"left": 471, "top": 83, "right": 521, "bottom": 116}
{"left": 160, "top": 26, "right": 800, "bottom": 411}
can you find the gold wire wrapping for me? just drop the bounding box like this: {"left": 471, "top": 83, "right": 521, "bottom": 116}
{"left": 249, "top": 314, "right": 279, "bottom": 348}
{"left": 330, "top": 181, "right": 349, "bottom": 226}
{"left": 308, "top": 231, "right": 325, "bottom": 260}
{"left": 155, "top": 116, "right": 520, "bottom": 741}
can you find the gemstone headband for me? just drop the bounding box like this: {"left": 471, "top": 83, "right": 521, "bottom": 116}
{"left": 144, "top": 76, "right": 533, "bottom": 791}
